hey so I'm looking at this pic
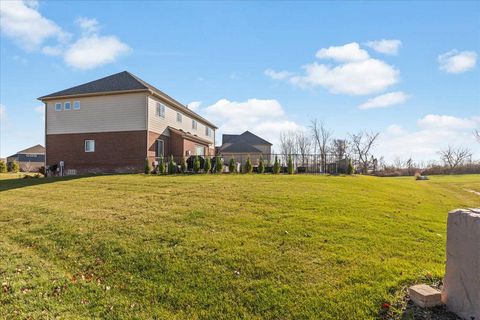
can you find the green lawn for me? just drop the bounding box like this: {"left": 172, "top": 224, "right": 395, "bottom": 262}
{"left": 0, "top": 174, "right": 479, "bottom": 319}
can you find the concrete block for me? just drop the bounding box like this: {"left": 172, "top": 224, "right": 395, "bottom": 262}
{"left": 408, "top": 284, "right": 442, "bottom": 307}
{"left": 442, "top": 208, "right": 480, "bottom": 320}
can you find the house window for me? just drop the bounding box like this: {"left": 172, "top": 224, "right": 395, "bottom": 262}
{"left": 205, "top": 127, "right": 212, "bottom": 137}
{"left": 155, "top": 139, "right": 164, "bottom": 158}
{"left": 195, "top": 145, "right": 204, "bottom": 156}
{"left": 73, "top": 101, "right": 80, "bottom": 110}
{"left": 177, "top": 112, "right": 182, "bottom": 123}
{"left": 85, "top": 140, "right": 95, "bottom": 152}
{"left": 192, "top": 120, "right": 197, "bottom": 130}
{"left": 156, "top": 103, "right": 165, "bottom": 118}
{"left": 55, "top": 103, "right": 62, "bottom": 111}
{"left": 64, "top": 102, "right": 71, "bottom": 110}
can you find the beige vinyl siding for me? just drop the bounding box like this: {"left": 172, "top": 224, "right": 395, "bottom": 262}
{"left": 147, "top": 96, "right": 214, "bottom": 144}
{"left": 46, "top": 92, "right": 147, "bottom": 134}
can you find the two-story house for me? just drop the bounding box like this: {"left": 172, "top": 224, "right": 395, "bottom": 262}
{"left": 38, "top": 71, "right": 217, "bottom": 174}
{"left": 7, "top": 144, "right": 45, "bottom": 172}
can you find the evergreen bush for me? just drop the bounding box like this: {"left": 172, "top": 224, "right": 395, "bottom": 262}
{"left": 258, "top": 156, "right": 265, "bottom": 174}
{"left": 168, "top": 155, "right": 176, "bottom": 174}
{"left": 244, "top": 156, "right": 253, "bottom": 173}
{"left": 144, "top": 158, "right": 151, "bottom": 174}
{"left": 287, "top": 154, "right": 294, "bottom": 174}
{"left": 9, "top": 160, "right": 19, "bottom": 173}
{"left": 273, "top": 156, "right": 281, "bottom": 174}
{"left": 193, "top": 156, "right": 201, "bottom": 173}
{"left": 204, "top": 157, "right": 212, "bottom": 173}
{"left": 347, "top": 159, "right": 354, "bottom": 175}
{"left": 158, "top": 157, "right": 166, "bottom": 175}
{"left": 215, "top": 156, "right": 223, "bottom": 173}
{"left": 228, "top": 158, "right": 236, "bottom": 173}
{"left": 180, "top": 156, "right": 187, "bottom": 173}
{"left": 0, "top": 160, "right": 6, "bottom": 173}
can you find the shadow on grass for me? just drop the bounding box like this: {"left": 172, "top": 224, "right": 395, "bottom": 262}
{"left": 0, "top": 175, "right": 91, "bottom": 192}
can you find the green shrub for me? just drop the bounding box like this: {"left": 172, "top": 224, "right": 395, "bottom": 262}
{"left": 144, "top": 158, "right": 151, "bottom": 174}
{"left": 180, "top": 156, "right": 187, "bottom": 173}
{"left": 273, "top": 156, "right": 281, "bottom": 174}
{"left": 0, "top": 160, "right": 6, "bottom": 173}
{"left": 244, "top": 156, "right": 253, "bottom": 174}
{"left": 168, "top": 155, "right": 176, "bottom": 174}
{"left": 228, "top": 158, "right": 236, "bottom": 173}
{"left": 287, "top": 154, "right": 294, "bottom": 174}
{"left": 158, "top": 157, "right": 166, "bottom": 175}
{"left": 8, "top": 160, "right": 19, "bottom": 173}
{"left": 204, "top": 157, "right": 212, "bottom": 173}
{"left": 258, "top": 156, "right": 265, "bottom": 174}
{"left": 193, "top": 156, "right": 201, "bottom": 173}
{"left": 347, "top": 159, "right": 354, "bottom": 175}
{"left": 215, "top": 156, "right": 223, "bottom": 173}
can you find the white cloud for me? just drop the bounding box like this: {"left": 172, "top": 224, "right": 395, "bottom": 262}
{"left": 438, "top": 50, "right": 477, "bottom": 74}
{"left": 0, "top": 0, "right": 69, "bottom": 51}
{"left": 200, "top": 98, "right": 302, "bottom": 149}
{"left": 315, "top": 42, "right": 369, "bottom": 62}
{"left": 417, "top": 114, "right": 478, "bottom": 130}
{"left": 76, "top": 17, "right": 99, "bottom": 35}
{"left": 34, "top": 105, "right": 45, "bottom": 120}
{"left": 264, "top": 69, "right": 293, "bottom": 80}
{"left": 187, "top": 101, "right": 202, "bottom": 111}
{"left": 377, "top": 115, "right": 480, "bottom": 162}
{"left": 359, "top": 91, "right": 409, "bottom": 110}
{"left": 64, "top": 35, "right": 130, "bottom": 70}
{"left": 0, "top": 1, "right": 130, "bottom": 70}
{"left": 290, "top": 59, "right": 399, "bottom": 95}
{"left": 0, "top": 104, "right": 6, "bottom": 121}
{"left": 365, "top": 39, "right": 402, "bottom": 55}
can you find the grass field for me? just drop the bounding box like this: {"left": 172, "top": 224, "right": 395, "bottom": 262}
{"left": 0, "top": 173, "right": 479, "bottom": 319}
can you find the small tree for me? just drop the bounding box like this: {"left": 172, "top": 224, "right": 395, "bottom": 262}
{"left": 158, "top": 157, "right": 166, "bottom": 175}
{"left": 273, "top": 156, "right": 281, "bottom": 174}
{"left": 193, "top": 156, "right": 201, "bottom": 173}
{"left": 244, "top": 156, "right": 253, "bottom": 173}
{"left": 229, "top": 158, "right": 236, "bottom": 173}
{"left": 347, "top": 159, "right": 354, "bottom": 175}
{"left": 215, "top": 156, "right": 223, "bottom": 173}
{"left": 0, "top": 160, "right": 7, "bottom": 173}
{"left": 180, "top": 156, "right": 187, "bottom": 173}
{"left": 204, "top": 157, "right": 212, "bottom": 173}
{"left": 144, "top": 158, "right": 151, "bottom": 174}
{"left": 168, "top": 155, "right": 176, "bottom": 174}
{"left": 8, "top": 160, "right": 19, "bottom": 173}
{"left": 287, "top": 154, "right": 294, "bottom": 174}
{"left": 258, "top": 156, "right": 265, "bottom": 174}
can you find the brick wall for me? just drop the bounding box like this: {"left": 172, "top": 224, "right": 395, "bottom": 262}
{"left": 46, "top": 131, "right": 147, "bottom": 174}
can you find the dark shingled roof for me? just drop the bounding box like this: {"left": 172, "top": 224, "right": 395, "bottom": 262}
{"left": 17, "top": 144, "right": 45, "bottom": 154}
{"left": 220, "top": 141, "right": 262, "bottom": 153}
{"left": 221, "top": 131, "right": 272, "bottom": 147}
{"left": 38, "top": 71, "right": 149, "bottom": 99}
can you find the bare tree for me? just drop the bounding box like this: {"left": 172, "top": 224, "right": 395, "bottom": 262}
{"left": 279, "top": 131, "right": 297, "bottom": 162}
{"left": 331, "top": 139, "right": 347, "bottom": 161}
{"left": 296, "top": 130, "right": 311, "bottom": 166}
{"left": 349, "top": 131, "right": 380, "bottom": 174}
{"left": 475, "top": 129, "right": 480, "bottom": 143}
{"left": 439, "top": 146, "right": 472, "bottom": 170}
{"left": 310, "top": 119, "right": 332, "bottom": 172}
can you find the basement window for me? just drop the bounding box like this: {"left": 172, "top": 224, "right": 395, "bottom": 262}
{"left": 73, "top": 101, "right": 80, "bottom": 110}
{"left": 85, "top": 140, "right": 95, "bottom": 152}
{"left": 55, "top": 103, "right": 62, "bottom": 111}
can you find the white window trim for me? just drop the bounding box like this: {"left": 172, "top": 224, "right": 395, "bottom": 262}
{"left": 177, "top": 112, "right": 182, "bottom": 123}
{"left": 85, "top": 140, "right": 95, "bottom": 153}
{"left": 156, "top": 102, "right": 165, "bottom": 118}
{"left": 64, "top": 101, "right": 71, "bottom": 110}
{"left": 73, "top": 101, "right": 80, "bottom": 110}
{"left": 155, "top": 139, "right": 164, "bottom": 158}
{"left": 192, "top": 120, "right": 197, "bottom": 130}
{"left": 55, "top": 103, "right": 62, "bottom": 112}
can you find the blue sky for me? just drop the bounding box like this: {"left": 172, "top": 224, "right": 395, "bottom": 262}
{"left": 1, "top": 0, "right": 479, "bottom": 162}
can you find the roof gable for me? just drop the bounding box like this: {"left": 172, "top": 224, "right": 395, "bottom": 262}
{"left": 220, "top": 141, "right": 262, "bottom": 153}
{"left": 17, "top": 144, "right": 45, "bottom": 154}
{"left": 237, "top": 131, "right": 272, "bottom": 145}
{"left": 38, "top": 71, "right": 148, "bottom": 99}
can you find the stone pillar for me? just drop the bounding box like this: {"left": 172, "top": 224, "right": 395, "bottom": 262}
{"left": 442, "top": 208, "right": 480, "bottom": 319}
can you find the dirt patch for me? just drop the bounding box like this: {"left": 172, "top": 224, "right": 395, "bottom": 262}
{"left": 464, "top": 189, "right": 480, "bottom": 196}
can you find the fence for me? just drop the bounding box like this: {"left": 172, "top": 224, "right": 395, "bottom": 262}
{"left": 154, "top": 153, "right": 350, "bottom": 174}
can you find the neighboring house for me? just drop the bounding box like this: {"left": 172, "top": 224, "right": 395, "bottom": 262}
{"left": 7, "top": 144, "right": 45, "bottom": 172}
{"left": 38, "top": 71, "right": 217, "bottom": 174}
{"left": 217, "top": 131, "right": 272, "bottom": 165}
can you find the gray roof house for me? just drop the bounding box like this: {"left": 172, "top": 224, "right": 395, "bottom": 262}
{"left": 218, "top": 131, "right": 272, "bottom": 165}
{"left": 7, "top": 144, "right": 45, "bottom": 171}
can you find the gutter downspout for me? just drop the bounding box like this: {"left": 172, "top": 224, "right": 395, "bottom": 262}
{"left": 146, "top": 94, "right": 149, "bottom": 162}
{"left": 44, "top": 101, "right": 47, "bottom": 176}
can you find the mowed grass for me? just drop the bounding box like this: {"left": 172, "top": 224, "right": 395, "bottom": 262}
{"left": 0, "top": 174, "right": 479, "bottom": 319}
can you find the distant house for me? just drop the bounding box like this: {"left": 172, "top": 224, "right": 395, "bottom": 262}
{"left": 217, "top": 131, "right": 272, "bottom": 165}
{"left": 38, "top": 71, "right": 217, "bottom": 174}
{"left": 7, "top": 144, "right": 45, "bottom": 172}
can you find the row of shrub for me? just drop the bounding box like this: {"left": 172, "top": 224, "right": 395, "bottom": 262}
{"left": 144, "top": 155, "right": 323, "bottom": 175}
{"left": 0, "top": 160, "right": 19, "bottom": 173}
